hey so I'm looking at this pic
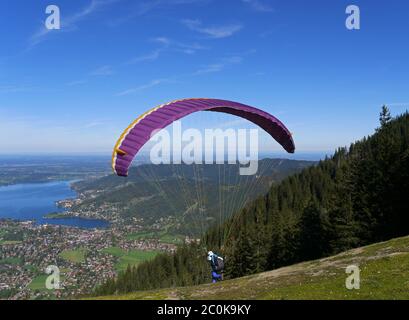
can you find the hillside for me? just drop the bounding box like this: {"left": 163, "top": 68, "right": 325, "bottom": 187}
{"left": 93, "top": 235, "right": 409, "bottom": 300}
{"left": 204, "top": 111, "right": 409, "bottom": 278}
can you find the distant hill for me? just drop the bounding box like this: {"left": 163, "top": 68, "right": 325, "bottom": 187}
{"left": 71, "top": 159, "right": 315, "bottom": 235}
{"left": 93, "top": 235, "right": 409, "bottom": 300}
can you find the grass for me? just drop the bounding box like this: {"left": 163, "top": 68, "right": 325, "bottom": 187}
{"left": 125, "top": 230, "right": 184, "bottom": 245}
{"left": 101, "top": 246, "right": 124, "bottom": 257}
{"left": 28, "top": 275, "right": 50, "bottom": 291}
{"left": 24, "top": 264, "right": 38, "bottom": 272}
{"left": 261, "top": 254, "right": 409, "bottom": 300}
{"left": 158, "top": 234, "right": 184, "bottom": 245}
{"left": 0, "top": 257, "right": 22, "bottom": 265}
{"left": 0, "top": 240, "right": 22, "bottom": 245}
{"left": 29, "top": 273, "right": 67, "bottom": 292}
{"left": 59, "top": 248, "right": 87, "bottom": 264}
{"left": 101, "top": 247, "right": 159, "bottom": 272}
{"left": 93, "top": 235, "right": 409, "bottom": 300}
{"left": 126, "top": 231, "right": 156, "bottom": 241}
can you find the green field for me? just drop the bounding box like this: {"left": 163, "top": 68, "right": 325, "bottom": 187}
{"left": 0, "top": 257, "right": 22, "bottom": 265}
{"left": 28, "top": 275, "right": 50, "bottom": 291}
{"left": 126, "top": 231, "right": 184, "bottom": 245}
{"left": 59, "top": 248, "right": 87, "bottom": 264}
{"left": 24, "top": 264, "right": 38, "bottom": 272}
{"left": 94, "top": 235, "right": 409, "bottom": 300}
{"left": 29, "top": 273, "right": 67, "bottom": 293}
{"left": 101, "top": 246, "right": 124, "bottom": 257}
{"left": 101, "top": 247, "right": 159, "bottom": 272}
{"left": 158, "top": 234, "right": 185, "bottom": 245}
{"left": 126, "top": 231, "right": 157, "bottom": 241}
{"left": 0, "top": 240, "right": 22, "bottom": 245}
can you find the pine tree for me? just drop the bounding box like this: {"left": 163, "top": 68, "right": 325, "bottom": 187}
{"left": 379, "top": 105, "right": 392, "bottom": 127}
{"left": 298, "top": 203, "right": 328, "bottom": 261}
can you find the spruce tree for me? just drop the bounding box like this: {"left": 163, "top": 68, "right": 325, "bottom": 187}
{"left": 379, "top": 105, "right": 392, "bottom": 127}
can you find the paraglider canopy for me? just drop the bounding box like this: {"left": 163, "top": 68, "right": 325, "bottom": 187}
{"left": 112, "top": 98, "right": 295, "bottom": 176}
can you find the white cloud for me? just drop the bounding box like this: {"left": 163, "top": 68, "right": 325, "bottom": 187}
{"left": 181, "top": 19, "right": 242, "bottom": 39}
{"left": 84, "top": 120, "right": 106, "bottom": 128}
{"left": 118, "top": 53, "right": 244, "bottom": 96}
{"left": 193, "top": 55, "right": 242, "bottom": 75}
{"left": 116, "top": 78, "right": 172, "bottom": 96}
{"left": 153, "top": 37, "right": 172, "bottom": 46}
{"left": 118, "top": 50, "right": 246, "bottom": 97}
{"left": 106, "top": 0, "right": 211, "bottom": 26}
{"left": 242, "top": 0, "right": 274, "bottom": 12}
{"left": 133, "top": 0, "right": 209, "bottom": 16}
{"left": 129, "top": 50, "right": 163, "bottom": 63}
{"left": 170, "top": 40, "right": 207, "bottom": 54}
{"left": 193, "top": 63, "right": 224, "bottom": 75}
{"left": 128, "top": 37, "right": 206, "bottom": 64}
{"left": 90, "top": 65, "right": 114, "bottom": 76}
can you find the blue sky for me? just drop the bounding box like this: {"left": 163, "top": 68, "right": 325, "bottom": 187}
{"left": 0, "top": 0, "right": 408, "bottom": 155}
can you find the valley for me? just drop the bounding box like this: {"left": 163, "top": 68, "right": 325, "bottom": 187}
{"left": 0, "top": 157, "right": 314, "bottom": 299}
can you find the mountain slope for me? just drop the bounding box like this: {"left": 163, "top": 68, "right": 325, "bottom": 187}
{"left": 93, "top": 235, "right": 409, "bottom": 300}
{"left": 93, "top": 111, "right": 409, "bottom": 296}
{"left": 204, "top": 111, "right": 409, "bottom": 278}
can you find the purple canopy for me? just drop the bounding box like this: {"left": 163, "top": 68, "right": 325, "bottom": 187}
{"left": 112, "top": 98, "right": 295, "bottom": 176}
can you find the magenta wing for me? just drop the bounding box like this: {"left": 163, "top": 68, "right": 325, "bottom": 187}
{"left": 112, "top": 98, "right": 295, "bottom": 176}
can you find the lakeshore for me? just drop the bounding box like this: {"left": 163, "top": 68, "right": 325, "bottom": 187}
{"left": 0, "top": 181, "right": 109, "bottom": 229}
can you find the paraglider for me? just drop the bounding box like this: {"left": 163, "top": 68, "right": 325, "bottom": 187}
{"left": 207, "top": 251, "right": 224, "bottom": 283}
{"left": 112, "top": 98, "right": 295, "bottom": 176}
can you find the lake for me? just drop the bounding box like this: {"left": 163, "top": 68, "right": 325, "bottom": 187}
{"left": 0, "top": 181, "right": 109, "bottom": 229}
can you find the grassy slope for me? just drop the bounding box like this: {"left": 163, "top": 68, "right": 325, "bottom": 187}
{"left": 93, "top": 235, "right": 409, "bottom": 300}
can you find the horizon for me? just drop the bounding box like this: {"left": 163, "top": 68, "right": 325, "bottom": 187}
{"left": 0, "top": 150, "right": 331, "bottom": 161}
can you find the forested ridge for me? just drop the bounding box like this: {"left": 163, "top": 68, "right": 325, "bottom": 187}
{"left": 95, "top": 108, "right": 409, "bottom": 296}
